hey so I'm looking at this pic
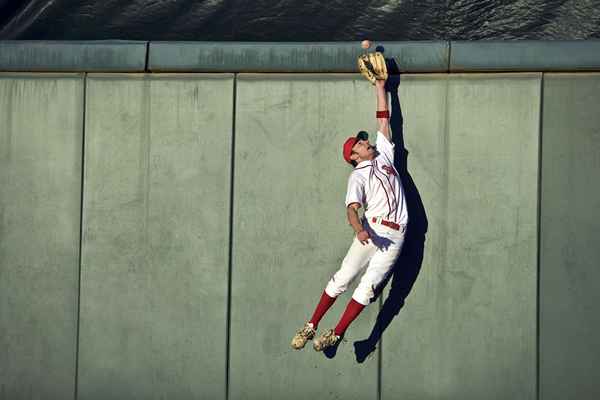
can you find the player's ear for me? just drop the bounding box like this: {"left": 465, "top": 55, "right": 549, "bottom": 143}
{"left": 350, "top": 152, "right": 359, "bottom": 161}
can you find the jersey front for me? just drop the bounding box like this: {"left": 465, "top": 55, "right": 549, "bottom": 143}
{"left": 344, "top": 131, "right": 408, "bottom": 225}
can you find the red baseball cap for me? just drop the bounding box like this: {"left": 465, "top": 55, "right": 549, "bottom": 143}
{"left": 342, "top": 131, "right": 369, "bottom": 164}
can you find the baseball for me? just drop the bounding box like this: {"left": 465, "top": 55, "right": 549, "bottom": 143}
{"left": 361, "top": 40, "right": 371, "bottom": 49}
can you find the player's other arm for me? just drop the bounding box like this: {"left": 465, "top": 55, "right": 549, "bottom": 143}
{"left": 347, "top": 203, "right": 370, "bottom": 245}
{"left": 375, "top": 79, "right": 391, "bottom": 141}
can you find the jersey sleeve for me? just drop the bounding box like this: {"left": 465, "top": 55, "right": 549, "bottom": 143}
{"left": 345, "top": 172, "right": 366, "bottom": 208}
{"left": 376, "top": 130, "right": 395, "bottom": 163}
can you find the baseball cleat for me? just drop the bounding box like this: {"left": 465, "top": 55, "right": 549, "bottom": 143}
{"left": 313, "top": 329, "right": 341, "bottom": 352}
{"left": 291, "top": 322, "right": 316, "bottom": 350}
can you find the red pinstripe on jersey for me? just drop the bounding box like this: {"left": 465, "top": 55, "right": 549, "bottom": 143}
{"left": 372, "top": 160, "right": 392, "bottom": 219}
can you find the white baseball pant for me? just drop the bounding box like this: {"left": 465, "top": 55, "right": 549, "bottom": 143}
{"left": 325, "top": 218, "right": 406, "bottom": 305}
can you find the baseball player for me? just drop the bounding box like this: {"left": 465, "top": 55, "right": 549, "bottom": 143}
{"left": 291, "top": 68, "right": 408, "bottom": 352}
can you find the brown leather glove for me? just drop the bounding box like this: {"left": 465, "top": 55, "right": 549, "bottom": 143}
{"left": 357, "top": 52, "right": 388, "bottom": 85}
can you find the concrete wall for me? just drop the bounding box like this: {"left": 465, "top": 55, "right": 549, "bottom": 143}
{"left": 1, "top": 71, "right": 599, "bottom": 400}
{"left": 78, "top": 74, "right": 233, "bottom": 400}
{"left": 540, "top": 73, "right": 600, "bottom": 400}
{"left": 381, "top": 74, "right": 539, "bottom": 400}
{"left": 231, "top": 74, "right": 380, "bottom": 400}
{"left": 0, "top": 73, "right": 83, "bottom": 400}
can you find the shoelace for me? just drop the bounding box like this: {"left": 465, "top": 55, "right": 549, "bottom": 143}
{"left": 322, "top": 330, "right": 339, "bottom": 345}
{"left": 298, "top": 325, "right": 314, "bottom": 338}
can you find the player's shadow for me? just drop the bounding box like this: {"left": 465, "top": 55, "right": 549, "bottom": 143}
{"left": 364, "top": 221, "right": 395, "bottom": 251}
{"left": 352, "top": 54, "right": 428, "bottom": 363}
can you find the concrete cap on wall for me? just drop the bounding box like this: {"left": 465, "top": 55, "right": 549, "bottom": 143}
{"left": 450, "top": 40, "right": 600, "bottom": 71}
{"left": 147, "top": 41, "right": 449, "bottom": 73}
{"left": 2, "top": 40, "right": 600, "bottom": 72}
{"left": 0, "top": 41, "right": 148, "bottom": 72}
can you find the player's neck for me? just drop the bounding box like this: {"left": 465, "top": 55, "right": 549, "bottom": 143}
{"left": 358, "top": 154, "right": 376, "bottom": 163}
{"left": 355, "top": 157, "right": 374, "bottom": 167}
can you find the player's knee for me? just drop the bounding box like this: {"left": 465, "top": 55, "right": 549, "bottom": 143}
{"left": 325, "top": 278, "right": 348, "bottom": 298}
{"left": 353, "top": 284, "right": 375, "bottom": 305}
{"left": 351, "top": 291, "right": 371, "bottom": 306}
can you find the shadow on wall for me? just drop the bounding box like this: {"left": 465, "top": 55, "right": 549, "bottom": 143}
{"left": 352, "top": 54, "right": 429, "bottom": 363}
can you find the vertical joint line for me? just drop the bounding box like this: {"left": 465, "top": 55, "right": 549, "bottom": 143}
{"left": 447, "top": 41, "right": 452, "bottom": 73}
{"left": 536, "top": 73, "right": 544, "bottom": 400}
{"left": 144, "top": 42, "right": 150, "bottom": 73}
{"left": 377, "top": 296, "right": 383, "bottom": 400}
{"left": 226, "top": 73, "right": 237, "bottom": 400}
{"left": 74, "top": 72, "right": 87, "bottom": 400}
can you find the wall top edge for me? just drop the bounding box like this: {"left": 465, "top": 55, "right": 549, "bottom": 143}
{"left": 0, "top": 41, "right": 148, "bottom": 72}
{"left": 1, "top": 41, "right": 600, "bottom": 72}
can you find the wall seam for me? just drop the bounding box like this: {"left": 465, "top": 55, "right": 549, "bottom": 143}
{"left": 144, "top": 41, "right": 150, "bottom": 72}
{"left": 74, "top": 72, "right": 87, "bottom": 400}
{"left": 447, "top": 40, "right": 452, "bottom": 72}
{"left": 437, "top": 71, "right": 452, "bottom": 398}
{"left": 225, "top": 73, "right": 237, "bottom": 400}
{"left": 377, "top": 296, "right": 382, "bottom": 400}
{"left": 536, "top": 72, "right": 544, "bottom": 400}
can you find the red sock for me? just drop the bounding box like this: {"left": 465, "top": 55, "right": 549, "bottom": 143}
{"left": 309, "top": 291, "right": 336, "bottom": 329}
{"left": 334, "top": 298, "right": 366, "bottom": 337}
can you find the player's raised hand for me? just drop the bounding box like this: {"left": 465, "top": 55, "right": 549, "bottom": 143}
{"left": 357, "top": 229, "right": 370, "bottom": 245}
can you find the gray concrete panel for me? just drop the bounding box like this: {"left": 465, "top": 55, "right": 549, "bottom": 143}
{"left": 0, "top": 41, "right": 148, "bottom": 72}
{"left": 148, "top": 42, "right": 449, "bottom": 72}
{"left": 451, "top": 41, "right": 600, "bottom": 72}
{"left": 0, "top": 73, "right": 83, "bottom": 400}
{"left": 78, "top": 74, "right": 233, "bottom": 400}
{"left": 379, "top": 75, "right": 450, "bottom": 399}
{"left": 540, "top": 73, "right": 600, "bottom": 400}
{"left": 441, "top": 74, "right": 539, "bottom": 399}
{"left": 383, "top": 74, "right": 539, "bottom": 399}
{"left": 231, "top": 74, "right": 381, "bottom": 400}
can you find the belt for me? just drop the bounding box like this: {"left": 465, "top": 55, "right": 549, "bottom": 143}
{"left": 371, "top": 217, "right": 404, "bottom": 232}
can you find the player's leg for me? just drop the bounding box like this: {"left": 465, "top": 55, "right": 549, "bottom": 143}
{"left": 313, "top": 233, "right": 400, "bottom": 352}
{"left": 316, "top": 236, "right": 377, "bottom": 324}
{"left": 291, "top": 236, "right": 376, "bottom": 350}
{"left": 333, "top": 230, "right": 406, "bottom": 339}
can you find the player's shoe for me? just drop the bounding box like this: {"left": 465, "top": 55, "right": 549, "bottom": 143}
{"left": 291, "top": 322, "right": 316, "bottom": 350}
{"left": 313, "top": 329, "right": 341, "bottom": 352}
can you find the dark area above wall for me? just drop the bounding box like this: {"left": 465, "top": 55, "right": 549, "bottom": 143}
{"left": 1, "top": 1, "right": 600, "bottom": 41}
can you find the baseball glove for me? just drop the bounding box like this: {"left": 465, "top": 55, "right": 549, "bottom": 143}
{"left": 357, "top": 52, "right": 388, "bottom": 85}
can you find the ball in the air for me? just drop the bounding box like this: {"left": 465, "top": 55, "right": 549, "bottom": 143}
{"left": 361, "top": 40, "right": 371, "bottom": 49}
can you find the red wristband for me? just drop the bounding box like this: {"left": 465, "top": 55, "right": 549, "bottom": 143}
{"left": 376, "top": 110, "right": 390, "bottom": 118}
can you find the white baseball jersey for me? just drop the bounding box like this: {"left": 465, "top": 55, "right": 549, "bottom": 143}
{"left": 344, "top": 131, "right": 408, "bottom": 225}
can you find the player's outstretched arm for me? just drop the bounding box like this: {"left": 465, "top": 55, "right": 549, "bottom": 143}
{"left": 375, "top": 79, "right": 391, "bottom": 141}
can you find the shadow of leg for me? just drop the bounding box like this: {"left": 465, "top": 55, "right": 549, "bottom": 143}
{"left": 353, "top": 235, "right": 424, "bottom": 363}
{"left": 323, "top": 335, "right": 343, "bottom": 359}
